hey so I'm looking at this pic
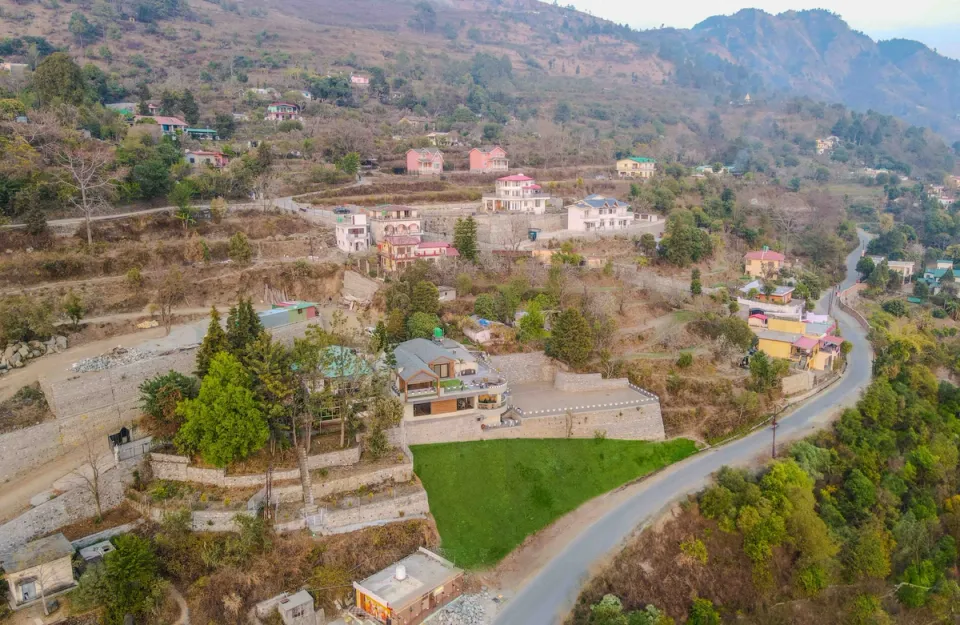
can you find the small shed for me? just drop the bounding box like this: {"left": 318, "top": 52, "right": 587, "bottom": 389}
{"left": 273, "top": 301, "right": 320, "bottom": 324}
{"left": 437, "top": 286, "right": 456, "bottom": 302}
{"left": 258, "top": 308, "right": 291, "bottom": 329}
{"left": 354, "top": 548, "right": 463, "bottom": 625}
{"left": 79, "top": 540, "right": 115, "bottom": 563}
{"left": 1, "top": 533, "right": 77, "bottom": 611}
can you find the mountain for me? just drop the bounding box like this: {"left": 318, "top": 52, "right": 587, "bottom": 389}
{"left": 687, "top": 9, "right": 960, "bottom": 138}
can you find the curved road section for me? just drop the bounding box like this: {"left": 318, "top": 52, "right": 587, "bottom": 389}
{"left": 495, "top": 232, "right": 874, "bottom": 625}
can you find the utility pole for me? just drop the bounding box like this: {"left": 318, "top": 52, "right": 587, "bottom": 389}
{"left": 771, "top": 416, "right": 779, "bottom": 459}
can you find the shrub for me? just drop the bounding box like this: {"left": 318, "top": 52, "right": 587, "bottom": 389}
{"left": 126, "top": 266, "right": 144, "bottom": 288}
{"left": 676, "top": 352, "right": 694, "bottom": 368}
{"left": 881, "top": 299, "right": 907, "bottom": 317}
{"left": 228, "top": 232, "right": 252, "bottom": 264}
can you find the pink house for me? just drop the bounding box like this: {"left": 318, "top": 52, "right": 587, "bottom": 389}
{"left": 351, "top": 75, "right": 370, "bottom": 86}
{"left": 469, "top": 146, "right": 508, "bottom": 173}
{"left": 415, "top": 241, "right": 459, "bottom": 264}
{"left": 406, "top": 148, "right": 444, "bottom": 175}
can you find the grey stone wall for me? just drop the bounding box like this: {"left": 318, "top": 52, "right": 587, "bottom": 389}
{"left": 488, "top": 352, "right": 558, "bottom": 384}
{"left": 312, "top": 463, "right": 413, "bottom": 499}
{"left": 317, "top": 490, "right": 430, "bottom": 535}
{"left": 422, "top": 212, "right": 565, "bottom": 246}
{"left": 782, "top": 371, "right": 814, "bottom": 396}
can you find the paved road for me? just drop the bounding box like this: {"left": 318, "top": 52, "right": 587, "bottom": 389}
{"left": 494, "top": 231, "right": 874, "bottom": 625}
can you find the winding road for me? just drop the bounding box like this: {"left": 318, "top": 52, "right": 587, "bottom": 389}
{"left": 494, "top": 231, "right": 875, "bottom": 625}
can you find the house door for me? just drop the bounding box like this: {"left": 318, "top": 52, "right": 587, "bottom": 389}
{"left": 19, "top": 580, "right": 36, "bottom": 602}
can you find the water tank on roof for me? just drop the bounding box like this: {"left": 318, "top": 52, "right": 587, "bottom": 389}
{"left": 433, "top": 327, "right": 443, "bottom": 339}
{"left": 395, "top": 564, "right": 407, "bottom": 581}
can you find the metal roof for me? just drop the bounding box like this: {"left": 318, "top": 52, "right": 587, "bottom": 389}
{"left": 757, "top": 330, "right": 803, "bottom": 344}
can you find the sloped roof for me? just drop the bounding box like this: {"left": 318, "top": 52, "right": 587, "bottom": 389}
{"left": 744, "top": 250, "right": 786, "bottom": 262}
{"left": 757, "top": 330, "right": 803, "bottom": 344}
{"left": 623, "top": 156, "right": 656, "bottom": 163}
{"left": 793, "top": 336, "right": 819, "bottom": 350}
{"left": 135, "top": 115, "right": 187, "bottom": 126}
{"left": 1, "top": 533, "right": 73, "bottom": 573}
{"left": 820, "top": 335, "right": 845, "bottom": 346}
{"left": 410, "top": 148, "right": 442, "bottom": 157}
{"left": 498, "top": 174, "right": 534, "bottom": 181}
{"left": 576, "top": 194, "right": 629, "bottom": 209}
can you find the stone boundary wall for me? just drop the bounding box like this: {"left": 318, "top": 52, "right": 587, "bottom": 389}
{"left": 129, "top": 499, "right": 255, "bottom": 533}
{"left": 316, "top": 490, "right": 430, "bottom": 535}
{"left": 488, "top": 352, "right": 558, "bottom": 385}
{"left": 390, "top": 402, "right": 665, "bottom": 447}
{"left": 312, "top": 463, "right": 413, "bottom": 499}
{"left": 782, "top": 371, "right": 814, "bottom": 396}
{"left": 150, "top": 446, "right": 360, "bottom": 488}
{"left": 422, "top": 212, "right": 565, "bottom": 246}
{"left": 553, "top": 372, "right": 627, "bottom": 392}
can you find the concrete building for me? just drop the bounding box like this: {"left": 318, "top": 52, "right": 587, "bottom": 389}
{"left": 867, "top": 255, "right": 915, "bottom": 284}
{"left": 185, "top": 150, "right": 229, "bottom": 168}
{"left": 616, "top": 156, "right": 656, "bottom": 179}
{"left": 740, "top": 280, "right": 794, "bottom": 305}
{"left": 413, "top": 241, "right": 459, "bottom": 266}
{"left": 744, "top": 249, "right": 786, "bottom": 278}
{"left": 469, "top": 146, "right": 508, "bottom": 173}
{"left": 406, "top": 148, "right": 444, "bottom": 175}
{"left": 255, "top": 590, "right": 323, "bottom": 625}
{"left": 438, "top": 286, "right": 456, "bottom": 302}
{"left": 354, "top": 548, "right": 464, "bottom": 625}
{"left": 335, "top": 213, "right": 370, "bottom": 254}
{"left": 378, "top": 236, "right": 421, "bottom": 274}
{"left": 366, "top": 206, "right": 422, "bottom": 244}
{"left": 2, "top": 534, "right": 77, "bottom": 611}
{"left": 133, "top": 115, "right": 187, "bottom": 136}
{"left": 265, "top": 102, "right": 301, "bottom": 122}
{"left": 481, "top": 174, "right": 552, "bottom": 214}
{"left": 567, "top": 195, "right": 632, "bottom": 232}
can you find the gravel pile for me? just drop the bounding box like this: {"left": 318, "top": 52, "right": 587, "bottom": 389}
{"left": 71, "top": 347, "right": 153, "bottom": 372}
{"left": 432, "top": 592, "right": 492, "bottom": 625}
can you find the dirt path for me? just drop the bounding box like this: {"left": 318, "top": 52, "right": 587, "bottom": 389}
{"left": 170, "top": 586, "right": 191, "bottom": 625}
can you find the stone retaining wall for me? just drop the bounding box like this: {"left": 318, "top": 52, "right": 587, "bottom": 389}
{"left": 150, "top": 447, "right": 359, "bottom": 488}
{"left": 782, "top": 370, "right": 814, "bottom": 396}
{"left": 390, "top": 402, "right": 665, "bottom": 447}
{"left": 316, "top": 490, "right": 430, "bottom": 535}
{"left": 488, "top": 352, "right": 558, "bottom": 384}
{"left": 312, "top": 463, "right": 413, "bottom": 499}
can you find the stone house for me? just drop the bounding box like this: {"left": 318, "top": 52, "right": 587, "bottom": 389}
{"left": 2, "top": 533, "right": 77, "bottom": 611}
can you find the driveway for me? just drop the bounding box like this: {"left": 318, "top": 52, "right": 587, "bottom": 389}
{"left": 494, "top": 231, "right": 874, "bottom": 625}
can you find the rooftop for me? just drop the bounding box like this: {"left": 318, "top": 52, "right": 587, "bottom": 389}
{"left": 498, "top": 174, "right": 534, "bottom": 182}
{"left": 804, "top": 322, "right": 834, "bottom": 336}
{"left": 792, "top": 336, "right": 819, "bottom": 351}
{"left": 383, "top": 235, "right": 421, "bottom": 246}
{"left": 355, "top": 548, "right": 462, "bottom": 611}
{"left": 740, "top": 281, "right": 794, "bottom": 297}
{"left": 279, "top": 590, "right": 313, "bottom": 611}
{"left": 757, "top": 330, "right": 803, "bottom": 344}
{"left": 1, "top": 533, "right": 74, "bottom": 573}
{"left": 623, "top": 156, "right": 656, "bottom": 163}
{"left": 820, "top": 335, "right": 845, "bottom": 346}
{"left": 744, "top": 250, "right": 786, "bottom": 262}
{"left": 135, "top": 115, "right": 187, "bottom": 126}
{"left": 574, "top": 194, "right": 630, "bottom": 209}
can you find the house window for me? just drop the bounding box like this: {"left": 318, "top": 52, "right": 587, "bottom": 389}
{"left": 290, "top": 606, "right": 306, "bottom": 618}
{"left": 414, "top": 402, "right": 431, "bottom": 417}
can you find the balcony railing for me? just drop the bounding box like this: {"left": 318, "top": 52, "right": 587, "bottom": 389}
{"left": 478, "top": 398, "right": 507, "bottom": 410}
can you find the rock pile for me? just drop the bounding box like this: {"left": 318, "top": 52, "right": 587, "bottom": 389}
{"left": 432, "top": 592, "right": 492, "bottom": 625}
{"left": 0, "top": 335, "right": 68, "bottom": 374}
{"left": 71, "top": 346, "right": 152, "bottom": 373}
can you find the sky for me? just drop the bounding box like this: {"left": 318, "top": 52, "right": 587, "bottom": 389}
{"left": 566, "top": 0, "right": 960, "bottom": 58}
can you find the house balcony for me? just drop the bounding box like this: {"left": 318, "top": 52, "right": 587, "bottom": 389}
{"left": 477, "top": 397, "right": 507, "bottom": 410}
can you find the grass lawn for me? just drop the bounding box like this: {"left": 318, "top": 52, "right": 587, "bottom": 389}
{"left": 411, "top": 438, "right": 698, "bottom": 568}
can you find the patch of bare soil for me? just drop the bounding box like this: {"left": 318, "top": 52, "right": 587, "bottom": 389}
{"left": 51, "top": 502, "right": 142, "bottom": 541}
{"left": 0, "top": 382, "right": 54, "bottom": 435}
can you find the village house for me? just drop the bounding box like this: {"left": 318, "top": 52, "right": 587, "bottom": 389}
{"left": 406, "top": 148, "right": 445, "bottom": 175}
{"left": 469, "top": 146, "right": 509, "bottom": 173}
{"left": 335, "top": 213, "right": 370, "bottom": 254}
{"left": 0, "top": 62, "right": 28, "bottom": 74}
{"left": 134, "top": 115, "right": 187, "bottom": 136}
{"left": 2, "top": 533, "right": 78, "bottom": 611}
{"left": 752, "top": 316, "right": 843, "bottom": 371}
{"left": 816, "top": 136, "right": 840, "bottom": 155}
{"left": 918, "top": 261, "right": 955, "bottom": 294}
{"left": 104, "top": 102, "right": 138, "bottom": 116}
{"left": 255, "top": 590, "right": 324, "bottom": 625}
{"left": 378, "top": 236, "right": 453, "bottom": 274}
{"left": 567, "top": 195, "right": 632, "bottom": 232}
{"left": 415, "top": 241, "right": 459, "bottom": 265}
{"left": 616, "top": 156, "right": 656, "bottom": 179}
{"left": 481, "top": 174, "right": 552, "bottom": 214}
{"left": 257, "top": 301, "right": 320, "bottom": 329}
{"left": 740, "top": 280, "right": 795, "bottom": 305}
{"left": 398, "top": 116, "right": 429, "bottom": 129}
{"left": 425, "top": 132, "right": 451, "bottom": 147}
{"left": 743, "top": 249, "right": 786, "bottom": 278}
{"left": 265, "top": 102, "right": 301, "bottom": 122}
{"left": 185, "top": 127, "right": 219, "bottom": 141}
{"left": 354, "top": 548, "right": 464, "bottom": 625}
{"left": 867, "top": 255, "right": 915, "bottom": 284}
{"left": 390, "top": 338, "right": 509, "bottom": 424}
{"left": 437, "top": 286, "right": 456, "bottom": 302}
{"left": 350, "top": 74, "right": 370, "bottom": 86}
{"left": 366, "top": 206, "right": 422, "bottom": 244}
{"left": 185, "top": 150, "right": 229, "bottom": 168}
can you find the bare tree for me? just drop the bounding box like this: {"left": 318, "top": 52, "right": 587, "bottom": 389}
{"left": 771, "top": 206, "right": 804, "bottom": 256}
{"left": 251, "top": 171, "right": 279, "bottom": 212}
{"left": 72, "top": 432, "right": 106, "bottom": 521}
{"left": 55, "top": 141, "right": 123, "bottom": 246}
{"left": 498, "top": 214, "right": 530, "bottom": 251}
{"left": 156, "top": 268, "right": 187, "bottom": 332}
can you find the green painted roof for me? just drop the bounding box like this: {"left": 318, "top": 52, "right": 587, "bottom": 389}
{"left": 186, "top": 128, "right": 217, "bottom": 133}
{"left": 625, "top": 156, "right": 656, "bottom": 163}
{"left": 321, "top": 346, "right": 372, "bottom": 378}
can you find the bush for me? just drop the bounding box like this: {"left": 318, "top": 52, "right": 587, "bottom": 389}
{"left": 0, "top": 295, "right": 55, "bottom": 345}
{"left": 676, "top": 352, "right": 694, "bottom": 368}
{"left": 881, "top": 299, "right": 907, "bottom": 317}
{"left": 933, "top": 308, "right": 947, "bottom": 319}
{"left": 228, "top": 232, "right": 252, "bottom": 264}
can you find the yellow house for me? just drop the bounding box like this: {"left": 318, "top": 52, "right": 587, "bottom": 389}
{"left": 744, "top": 250, "right": 786, "bottom": 278}
{"left": 616, "top": 157, "right": 656, "bottom": 179}
{"left": 767, "top": 318, "right": 805, "bottom": 335}
{"left": 756, "top": 330, "right": 820, "bottom": 370}
{"left": 2, "top": 534, "right": 77, "bottom": 611}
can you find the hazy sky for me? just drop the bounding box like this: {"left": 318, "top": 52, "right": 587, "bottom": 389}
{"left": 567, "top": 0, "right": 960, "bottom": 58}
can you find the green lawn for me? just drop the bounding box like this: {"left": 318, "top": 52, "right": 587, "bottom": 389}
{"left": 411, "top": 438, "right": 698, "bottom": 568}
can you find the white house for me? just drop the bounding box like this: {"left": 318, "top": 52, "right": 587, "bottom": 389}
{"left": 481, "top": 174, "right": 552, "bottom": 214}
{"left": 567, "top": 195, "right": 632, "bottom": 232}
{"left": 335, "top": 213, "right": 369, "bottom": 254}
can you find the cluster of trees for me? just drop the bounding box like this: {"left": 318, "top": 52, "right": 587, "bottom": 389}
{"left": 139, "top": 302, "right": 400, "bottom": 467}
{"left": 382, "top": 266, "right": 444, "bottom": 343}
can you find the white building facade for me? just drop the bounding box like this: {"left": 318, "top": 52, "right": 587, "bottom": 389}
{"left": 366, "top": 206, "right": 422, "bottom": 244}
{"left": 567, "top": 195, "right": 632, "bottom": 232}
{"left": 481, "top": 174, "right": 552, "bottom": 214}
{"left": 335, "top": 214, "right": 370, "bottom": 253}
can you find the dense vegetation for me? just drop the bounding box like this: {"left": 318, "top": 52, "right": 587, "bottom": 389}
{"left": 412, "top": 437, "right": 698, "bottom": 568}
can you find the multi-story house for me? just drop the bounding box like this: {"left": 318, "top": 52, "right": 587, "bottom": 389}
{"left": 414, "top": 241, "right": 459, "bottom": 265}
{"left": 469, "top": 146, "right": 509, "bottom": 173}
{"left": 265, "top": 102, "right": 301, "bottom": 122}
{"left": 566, "top": 195, "right": 632, "bottom": 232}
{"left": 335, "top": 213, "right": 369, "bottom": 254}
{"left": 133, "top": 115, "right": 187, "bottom": 136}
{"left": 378, "top": 235, "right": 421, "bottom": 273}
{"left": 406, "top": 148, "right": 444, "bottom": 175}
{"left": 616, "top": 156, "right": 656, "bottom": 179}
{"left": 185, "top": 150, "right": 229, "bottom": 168}
{"left": 391, "top": 337, "right": 509, "bottom": 424}
{"left": 481, "top": 174, "right": 552, "bottom": 214}
{"left": 743, "top": 249, "right": 785, "bottom": 278}
{"left": 366, "top": 206, "right": 422, "bottom": 244}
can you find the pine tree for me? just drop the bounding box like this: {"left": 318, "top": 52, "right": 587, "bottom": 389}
{"left": 196, "top": 307, "right": 228, "bottom": 377}
{"left": 179, "top": 89, "right": 200, "bottom": 126}
{"left": 547, "top": 308, "right": 593, "bottom": 368}
{"left": 453, "top": 216, "right": 478, "bottom": 262}
{"left": 226, "top": 299, "right": 263, "bottom": 355}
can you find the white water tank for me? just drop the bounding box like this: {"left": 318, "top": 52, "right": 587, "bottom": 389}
{"left": 395, "top": 564, "right": 407, "bottom": 581}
